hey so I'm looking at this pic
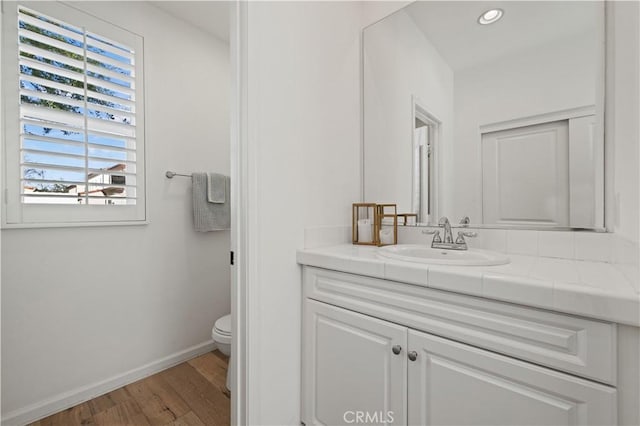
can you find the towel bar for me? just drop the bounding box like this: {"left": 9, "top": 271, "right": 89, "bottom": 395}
{"left": 165, "top": 171, "right": 192, "bottom": 179}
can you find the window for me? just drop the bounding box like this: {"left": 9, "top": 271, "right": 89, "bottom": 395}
{"left": 2, "top": 2, "right": 145, "bottom": 226}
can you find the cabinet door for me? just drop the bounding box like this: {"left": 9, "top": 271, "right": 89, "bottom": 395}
{"left": 407, "top": 330, "right": 616, "bottom": 426}
{"left": 303, "top": 300, "right": 407, "bottom": 426}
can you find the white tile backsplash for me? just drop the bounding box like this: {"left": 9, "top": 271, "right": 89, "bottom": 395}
{"left": 395, "top": 226, "right": 624, "bottom": 266}
{"left": 397, "top": 226, "right": 432, "bottom": 244}
{"left": 465, "top": 232, "right": 483, "bottom": 249}
{"left": 506, "top": 230, "right": 539, "bottom": 256}
{"left": 611, "top": 234, "right": 639, "bottom": 293}
{"left": 616, "top": 263, "right": 639, "bottom": 293}
{"left": 612, "top": 233, "right": 638, "bottom": 264}
{"left": 479, "top": 229, "right": 507, "bottom": 252}
{"left": 574, "top": 232, "right": 612, "bottom": 262}
{"left": 538, "top": 232, "right": 574, "bottom": 259}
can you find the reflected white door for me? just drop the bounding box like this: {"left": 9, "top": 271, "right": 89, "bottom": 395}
{"left": 407, "top": 330, "right": 617, "bottom": 426}
{"left": 413, "top": 126, "right": 429, "bottom": 223}
{"left": 302, "top": 300, "right": 407, "bottom": 426}
{"left": 482, "top": 121, "right": 569, "bottom": 226}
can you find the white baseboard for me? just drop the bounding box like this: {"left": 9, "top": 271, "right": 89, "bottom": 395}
{"left": 2, "top": 340, "right": 217, "bottom": 426}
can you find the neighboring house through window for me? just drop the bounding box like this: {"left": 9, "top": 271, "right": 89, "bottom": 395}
{"left": 1, "top": 2, "right": 146, "bottom": 226}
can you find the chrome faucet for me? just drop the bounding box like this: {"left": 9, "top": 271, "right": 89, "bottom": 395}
{"left": 423, "top": 216, "right": 477, "bottom": 250}
{"left": 439, "top": 217, "right": 454, "bottom": 244}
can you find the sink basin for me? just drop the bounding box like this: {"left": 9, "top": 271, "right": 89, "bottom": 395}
{"left": 378, "top": 244, "right": 510, "bottom": 266}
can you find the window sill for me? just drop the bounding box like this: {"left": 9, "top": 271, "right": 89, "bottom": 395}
{"left": 1, "top": 219, "right": 150, "bottom": 230}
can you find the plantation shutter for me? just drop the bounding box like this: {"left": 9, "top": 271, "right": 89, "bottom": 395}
{"left": 3, "top": 2, "right": 146, "bottom": 226}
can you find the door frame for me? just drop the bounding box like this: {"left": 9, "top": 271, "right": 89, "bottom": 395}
{"left": 230, "top": 1, "right": 252, "bottom": 424}
{"left": 411, "top": 96, "right": 441, "bottom": 225}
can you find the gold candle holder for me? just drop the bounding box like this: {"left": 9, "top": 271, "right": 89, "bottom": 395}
{"left": 352, "top": 203, "right": 398, "bottom": 246}
{"left": 376, "top": 204, "right": 397, "bottom": 246}
{"left": 397, "top": 213, "right": 418, "bottom": 226}
{"left": 352, "top": 203, "right": 378, "bottom": 245}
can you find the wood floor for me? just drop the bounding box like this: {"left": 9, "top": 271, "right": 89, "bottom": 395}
{"left": 30, "top": 351, "right": 230, "bottom": 426}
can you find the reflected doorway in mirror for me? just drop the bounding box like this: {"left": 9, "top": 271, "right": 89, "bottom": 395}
{"left": 412, "top": 96, "right": 440, "bottom": 225}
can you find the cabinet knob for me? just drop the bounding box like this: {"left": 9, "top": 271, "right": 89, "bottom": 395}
{"left": 408, "top": 351, "right": 418, "bottom": 361}
{"left": 392, "top": 345, "right": 402, "bottom": 355}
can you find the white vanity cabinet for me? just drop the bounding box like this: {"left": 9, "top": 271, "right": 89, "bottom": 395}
{"left": 301, "top": 266, "right": 619, "bottom": 426}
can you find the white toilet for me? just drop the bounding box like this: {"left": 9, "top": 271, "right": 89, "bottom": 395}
{"left": 212, "top": 314, "right": 232, "bottom": 391}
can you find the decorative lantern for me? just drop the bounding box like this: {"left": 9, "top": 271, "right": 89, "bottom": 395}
{"left": 376, "top": 204, "right": 397, "bottom": 246}
{"left": 352, "top": 203, "right": 397, "bottom": 246}
{"left": 352, "top": 203, "right": 378, "bottom": 245}
{"left": 397, "top": 213, "right": 418, "bottom": 226}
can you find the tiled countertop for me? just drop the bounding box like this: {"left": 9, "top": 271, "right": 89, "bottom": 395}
{"left": 297, "top": 244, "right": 640, "bottom": 327}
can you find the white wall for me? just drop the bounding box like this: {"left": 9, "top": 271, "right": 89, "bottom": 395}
{"left": 243, "top": 2, "right": 362, "bottom": 423}
{"left": 1, "top": 1, "right": 230, "bottom": 421}
{"left": 363, "top": 9, "right": 454, "bottom": 217}
{"left": 452, "top": 31, "right": 597, "bottom": 221}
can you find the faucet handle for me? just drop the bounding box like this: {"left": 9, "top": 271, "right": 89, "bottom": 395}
{"left": 456, "top": 231, "right": 477, "bottom": 244}
{"left": 422, "top": 229, "right": 441, "bottom": 243}
{"left": 438, "top": 217, "right": 450, "bottom": 226}
{"left": 459, "top": 216, "right": 470, "bottom": 227}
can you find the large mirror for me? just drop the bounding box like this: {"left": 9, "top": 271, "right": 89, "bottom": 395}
{"left": 363, "top": 1, "right": 605, "bottom": 229}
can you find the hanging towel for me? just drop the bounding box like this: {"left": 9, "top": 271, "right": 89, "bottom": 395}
{"left": 192, "top": 172, "right": 230, "bottom": 231}
{"left": 207, "top": 173, "right": 227, "bottom": 203}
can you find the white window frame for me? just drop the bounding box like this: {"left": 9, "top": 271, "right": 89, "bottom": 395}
{"left": 1, "top": 1, "right": 146, "bottom": 228}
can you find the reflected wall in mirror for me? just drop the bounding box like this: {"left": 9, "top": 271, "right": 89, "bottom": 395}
{"left": 363, "top": 1, "right": 605, "bottom": 229}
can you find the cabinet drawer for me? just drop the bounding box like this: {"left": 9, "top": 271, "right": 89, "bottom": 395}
{"left": 303, "top": 267, "right": 617, "bottom": 385}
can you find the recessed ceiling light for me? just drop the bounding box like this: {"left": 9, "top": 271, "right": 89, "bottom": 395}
{"left": 478, "top": 9, "right": 504, "bottom": 25}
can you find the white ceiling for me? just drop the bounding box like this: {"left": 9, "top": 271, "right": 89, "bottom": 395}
{"left": 405, "top": 1, "right": 599, "bottom": 71}
{"left": 150, "top": 1, "right": 230, "bottom": 43}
